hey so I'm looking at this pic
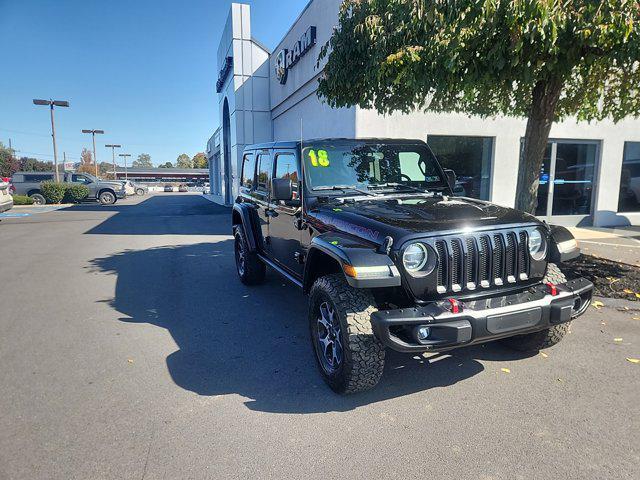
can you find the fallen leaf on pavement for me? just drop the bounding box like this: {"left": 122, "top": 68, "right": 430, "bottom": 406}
{"left": 127, "top": 359, "right": 134, "bottom": 364}
{"left": 540, "top": 352, "right": 548, "bottom": 358}
{"left": 623, "top": 289, "right": 634, "bottom": 294}
{"left": 592, "top": 300, "right": 604, "bottom": 309}
{"left": 501, "top": 368, "right": 510, "bottom": 374}
{"left": 626, "top": 358, "right": 640, "bottom": 364}
{"left": 614, "top": 338, "right": 623, "bottom": 342}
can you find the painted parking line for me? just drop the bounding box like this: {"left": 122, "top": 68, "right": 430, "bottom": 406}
{"left": 579, "top": 240, "right": 640, "bottom": 249}
{"left": 0, "top": 212, "right": 31, "bottom": 218}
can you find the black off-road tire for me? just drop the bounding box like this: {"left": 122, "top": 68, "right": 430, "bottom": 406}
{"left": 233, "top": 226, "right": 265, "bottom": 285}
{"left": 136, "top": 188, "right": 145, "bottom": 196}
{"left": 309, "top": 274, "right": 385, "bottom": 394}
{"left": 500, "top": 263, "right": 570, "bottom": 351}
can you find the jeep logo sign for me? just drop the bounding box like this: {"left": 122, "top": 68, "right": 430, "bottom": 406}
{"left": 275, "top": 26, "right": 316, "bottom": 85}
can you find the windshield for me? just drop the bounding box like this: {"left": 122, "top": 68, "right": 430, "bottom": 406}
{"left": 302, "top": 141, "right": 446, "bottom": 193}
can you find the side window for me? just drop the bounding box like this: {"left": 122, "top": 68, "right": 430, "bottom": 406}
{"left": 26, "top": 174, "right": 53, "bottom": 182}
{"left": 274, "top": 153, "right": 299, "bottom": 196}
{"left": 241, "top": 153, "right": 256, "bottom": 189}
{"left": 256, "top": 153, "right": 273, "bottom": 191}
{"left": 72, "top": 174, "right": 90, "bottom": 184}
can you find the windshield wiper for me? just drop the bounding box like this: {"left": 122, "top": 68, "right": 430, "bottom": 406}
{"left": 367, "top": 182, "right": 433, "bottom": 194}
{"left": 315, "top": 185, "right": 379, "bottom": 196}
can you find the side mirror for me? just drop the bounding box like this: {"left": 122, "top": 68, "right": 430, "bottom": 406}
{"left": 272, "top": 178, "right": 293, "bottom": 201}
{"left": 444, "top": 169, "right": 456, "bottom": 191}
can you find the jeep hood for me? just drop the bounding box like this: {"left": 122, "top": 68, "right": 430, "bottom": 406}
{"left": 312, "top": 196, "right": 541, "bottom": 245}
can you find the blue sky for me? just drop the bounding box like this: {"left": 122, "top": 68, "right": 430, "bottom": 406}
{"left": 0, "top": 0, "right": 307, "bottom": 166}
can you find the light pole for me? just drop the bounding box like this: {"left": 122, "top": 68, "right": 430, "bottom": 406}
{"left": 118, "top": 153, "right": 131, "bottom": 180}
{"left": 82, "top": 129, "right": 104, "bottom": 177}
{"left": 33, "top": 99, "right": 69, "bottom": 182}
{"left": 105, "top": 144, "right": 121, "bottom": 179}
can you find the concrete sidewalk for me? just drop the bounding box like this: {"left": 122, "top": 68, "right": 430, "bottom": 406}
{"left": 569, "top": 226, "right": 640, "bottom": 265}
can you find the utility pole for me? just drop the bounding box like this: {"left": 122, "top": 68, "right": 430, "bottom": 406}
{"left": 63, "top": 151, "right": 66, "bottom": 171}
{"left": 105, "top": 144, "right": 121, "bottom": 180}
{"left": 82, "top": 129, "right": 104, "bottom": 177}
{"left": 33, "top": 99, "right": 69, "bottom": 182}
{"left": 118, "top": 153, "right": 131, "bottom": 180}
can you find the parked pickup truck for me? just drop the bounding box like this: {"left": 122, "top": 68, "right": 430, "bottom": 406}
{"left": 232, "top": 138, "right": 593, "bottom": 394}
{"left": 11, "top": 172, "right": 127, "bottom": 205}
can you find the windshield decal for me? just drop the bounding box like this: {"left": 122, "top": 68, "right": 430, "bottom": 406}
{"left": 308, "top": 149, "right": 330, "bottom": 167}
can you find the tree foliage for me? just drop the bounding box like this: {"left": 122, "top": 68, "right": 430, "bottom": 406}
{"left": 317, "top": 0, "right": 640, "bottom": 212}
{"left": 0, "top": 142, "right": 20, "bottom": 177}
{"left": 77, "top": 148, "right": 96, "bottom": 174}
{"left": 19, "top": 157, "right": 54, "bottom": 172}
{"left": 176, "top": 153, "right": 193, "bottom": 169}
{"left": 158, "top": 162, "right": 174, "bottom": 168}
{"left": 192, "top": 152, "right": 208, "bottom": 169}
{"left": 132, "top": 153, "right": 152, "bottom": 168}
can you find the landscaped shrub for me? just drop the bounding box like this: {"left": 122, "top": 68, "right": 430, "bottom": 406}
{"left": 63, "top": 184, "right": 90, "bottom": 203}
{"left": 40, "top": 181, "right": 67, "bottom": 204}
{"left": 12, "top": 195, "right": 34, "bottom": 205}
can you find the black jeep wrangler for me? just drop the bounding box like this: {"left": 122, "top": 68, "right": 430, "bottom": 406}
{"left": 232, "top": 139, "right": 593, "bottom": 394}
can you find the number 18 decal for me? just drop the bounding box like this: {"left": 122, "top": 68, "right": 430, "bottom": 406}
{"left": 309, "top": 149, "right": 330, "bottom": 167}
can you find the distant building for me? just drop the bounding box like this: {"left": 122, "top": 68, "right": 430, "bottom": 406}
{"left": 109, "top": 167, "right": 209, "bottom": 185}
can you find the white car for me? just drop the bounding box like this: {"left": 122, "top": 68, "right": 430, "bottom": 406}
{"left": 0, "top": 180, "right": 14, "bottom": 213}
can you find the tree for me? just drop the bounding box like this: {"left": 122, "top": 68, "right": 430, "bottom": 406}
{"left": 98, "top": 162, "right": 113, "bottom": 179}
{"left": 176, "top": 153, "right": 193, "bottom": 169}
{"left": 192, "top": 152, "right": 208, "bottom": 169}
{"left": 158, "top": 162, "right": 174, "bottom": 168}
{"left": 0, "top": 142, "right": 20, "bottom": 177}
{"left": 19, "top": 157, "right": 53, "bottom": 172}
{"left": 317, "top": 0, "right": 640, "bottom": 213}
{"left": 132, "top": 153, "right": 152, "bottom": 168}
{"left": 76, "top": 148, "right": 96, "bottom": 174}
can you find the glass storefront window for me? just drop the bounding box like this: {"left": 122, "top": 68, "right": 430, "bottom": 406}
{"left": 534, "top": 140, "right": 598, "bottom": 217}
{"left": 618, "top": 142, "right": 640, "bottom": 212}
{"left": 427, "top": 135, "right": 493, "bottom": 199}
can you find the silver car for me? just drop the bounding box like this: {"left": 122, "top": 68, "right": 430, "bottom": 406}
{"left": 0, "top": 180, "right": 13, "bottom": 213}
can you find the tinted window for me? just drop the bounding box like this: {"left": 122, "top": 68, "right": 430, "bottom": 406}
{"left": 618, "top": 142, "right": 640, "bottom": 212}
{"left": 24, "top": 174, "right": 54, "bottom": 182}
{"left": 274, "top": 153, "right": 299, "bottom": 195}
{"left": 256, "top": 153, "right": 272, "bottom": 191}
{"left": 241, "top": 153, "right": 256, "bottom": 189}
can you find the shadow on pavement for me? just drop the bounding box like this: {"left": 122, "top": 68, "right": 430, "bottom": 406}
{"left": 64, "top": 194, "right": 231, "bottom": 235}
{"left": 90, "top": 241, "right": 532, "bottom": 413}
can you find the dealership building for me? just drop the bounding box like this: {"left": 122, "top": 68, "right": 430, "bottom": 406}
{"left": 206, "top": 0, "right": 640, "bottom": 227}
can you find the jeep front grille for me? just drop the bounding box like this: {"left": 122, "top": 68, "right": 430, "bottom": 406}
{"left": 434, "top": 230, "right": 530, "bottom": 294}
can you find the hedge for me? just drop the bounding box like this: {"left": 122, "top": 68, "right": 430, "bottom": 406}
{"left": 12, "top": 195, "right": 34, "bottom": 205}
{"left": 40, "top": 182, "right": 67, "bottom": 204}
{"left": 63, "top": 184, "right": 90, "bottom": 203}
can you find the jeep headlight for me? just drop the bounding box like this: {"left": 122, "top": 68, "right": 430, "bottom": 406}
{"left": 402, "top": 242, "right": 436, "bottom": 277}
{"left": 528, "top": 229, "right": 547, "bottom": 261}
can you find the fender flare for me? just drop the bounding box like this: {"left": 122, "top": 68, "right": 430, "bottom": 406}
{"left": 304, "top": 232, "right": 401, "bottom": 291}
{"left": 232, "top": 203, "right": 260, "bottom": 252}
{"left": 549, "top": 225, "right": 580, "bottom": 263}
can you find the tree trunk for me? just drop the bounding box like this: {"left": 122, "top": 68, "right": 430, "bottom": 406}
{"left": 515, "top": 79, "right": 563, "bottom": 214}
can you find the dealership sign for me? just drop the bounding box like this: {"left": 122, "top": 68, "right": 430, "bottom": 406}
{"left": 216, "top": 56, "right": 233, "bottom": 93}
{"left": 275, "top": 26, "right": 316, "bottom": 85}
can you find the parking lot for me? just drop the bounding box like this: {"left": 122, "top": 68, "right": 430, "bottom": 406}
{"left": 0, "top": 193, "right": 638, "bottom": 480}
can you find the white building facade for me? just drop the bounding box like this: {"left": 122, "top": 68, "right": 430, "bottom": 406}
{"left": 209, "top": 0, "right": 640, "bottom": 227}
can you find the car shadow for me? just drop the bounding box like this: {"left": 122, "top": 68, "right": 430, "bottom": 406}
{"left": 64, "top": 194, "right": 231, "bottom": 235}
{"left": 90, "top": 241, "right": 533, "bottom": 413}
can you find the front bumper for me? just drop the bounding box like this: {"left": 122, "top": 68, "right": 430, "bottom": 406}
{"left": 370, "top": 278, "right": 593, "bottom": 353}
{"left": 116, "top": 190, "right": 127, "bottom": 199}
{"left": 0, "top": 199, "right": 13, "bottom": 212}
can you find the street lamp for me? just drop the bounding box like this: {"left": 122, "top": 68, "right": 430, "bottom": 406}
{"left": 118, "top": 153, "right": 131, "bottom": 180}
{"left": 82, "top": 129, "right": 104, "bottom": 177}
{"left": 105, "top": 144, "right": 121, "bottom": 179}
{"left": 33, "top": 99, "right": 70, "bottom": 182}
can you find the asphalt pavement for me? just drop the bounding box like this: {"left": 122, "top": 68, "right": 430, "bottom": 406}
{"left": 0, "top": 193, "right": 638, "bottom": 480}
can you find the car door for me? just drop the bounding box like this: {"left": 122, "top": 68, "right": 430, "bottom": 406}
{"left": 267, "top": 149, "right": 304, "bottom": 276}
{"left": 250, "top": 150, "right": 273, "bottom": 245}
{"left": 71, "top": 174, "right": 97, "bottom": 197}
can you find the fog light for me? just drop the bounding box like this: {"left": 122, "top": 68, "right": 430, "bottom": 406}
{"left": 417, "top": 326, "right": 431, "bottom": 341}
